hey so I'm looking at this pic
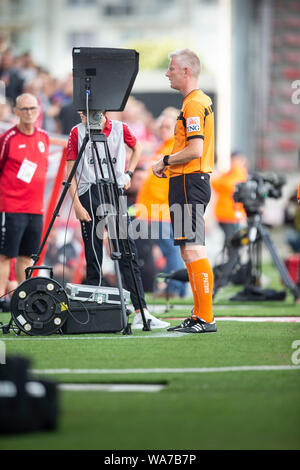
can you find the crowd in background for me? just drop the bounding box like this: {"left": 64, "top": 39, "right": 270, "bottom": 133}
{"left": 1, "top": 42, "right": 299, "bottom": 296}
{"left": 0, "top": 42, "right": 158, "bottom": 159}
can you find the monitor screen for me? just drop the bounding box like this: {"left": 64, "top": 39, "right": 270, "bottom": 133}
{"left": 72, "top": 47, "right": 139, "bottom": 111}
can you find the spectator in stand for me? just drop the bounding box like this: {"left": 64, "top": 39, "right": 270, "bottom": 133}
{"left": 55, "top": 74, "right": 80, "bottom": 135}
{"left": 136, "top": 108, "right": 186, "bottom": 298}
{"left": 0, "top": 36, "right": 8, "bottom": 54}
{"left": 17, "top": 52, "right": 38, "bottom": 86}
{"left": 0, "top": 93, "right": 49, "bottom": 311}
{"left": 126, "top": 166, "right": 157, "bottom": 292}
{"left": 121, "top": 97, "right": 148, "bottom": 142}
{"left": 36, "top": 71, "right": 61, "bottom": 133}
{"left": 23, "top": 71, "right": 61, "bottom": 132}
{"left": 121, "top": 97, "right": 157, "bottom": 165}
{"left": 0, "top": 49, "right": 24, "bottom": 104}
{"left": 285, "top": 182, "right": 300, "bottom": 253}
{"left": 52, "top": 74, "right": 73, "bottom": 108}
{"left": 211, "top": 151, "right": 248, "bottom": 246}
{"left": 0, "top": 102, "right": 16, "bottom": 125}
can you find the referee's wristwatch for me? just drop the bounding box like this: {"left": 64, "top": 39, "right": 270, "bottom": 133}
{"left": 126, "top": 170, "right": 133, "bottom": 178}
{"left": 163, "top": 155, "right": 170, "bottom": 166}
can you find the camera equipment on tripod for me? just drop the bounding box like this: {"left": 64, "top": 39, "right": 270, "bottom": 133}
{"left": 69, "top": 46, "right": 150, "bottom": 332}
{"left": 233, "top": 173, "right": 286, "bottom": 215}
{"left": 0, "top": 46, "right": 152, "bottom": 336}
{"left": 214, "top": 172, "right": 299, "bottom": 301}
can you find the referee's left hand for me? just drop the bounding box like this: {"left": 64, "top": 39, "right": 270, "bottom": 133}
{"left": 152, "top": 159, "right": 167, "bottom": 178}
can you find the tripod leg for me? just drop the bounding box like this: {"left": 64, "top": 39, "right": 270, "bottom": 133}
{"left": 248, "top": 239, "right": 261, "bottom": 286}
{"left": 114, "top": 258, "right": 132, "bottom": 335}
{"left": 91, "top": 135, "right": 151, "bottom": 331}
{"left": 0, "top": 315, "right": 13, "bottom": 334}
{"left": 118, "top": 213, "right": 151, "bottom": 331}
{"left": 90, "top": 141, "right": 131, "bottom": 334}
{"left": 111, "top": 208, "right": 151, "bottom": 331}
{"left": 258, "top": 224, "right": 299, "bottom": 300}
{"left": 213, "top": 250, "right": 240, "bottom": 298}
{"left": 103, "top": 141, "right": 151, "bottom": 331}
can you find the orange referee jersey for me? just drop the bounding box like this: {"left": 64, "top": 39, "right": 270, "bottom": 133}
{"left": 170, "top": 89, "right": 214, "bottom": 177}
{"left": 136, "top": 137, "right": 174, "bottom": 222}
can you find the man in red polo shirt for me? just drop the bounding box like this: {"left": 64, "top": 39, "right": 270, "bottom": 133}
{"left": 0, "top": 93, "right": 49, "bottom": 311}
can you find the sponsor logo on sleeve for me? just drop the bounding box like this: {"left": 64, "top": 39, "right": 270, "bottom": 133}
{"left": 38, "top": 141, "right": 45, "bottom": 153}
{"left": 187, "top": 117, "right": 201, "bottom": 133}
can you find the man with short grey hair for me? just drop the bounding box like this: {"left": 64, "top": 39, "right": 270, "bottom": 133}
{"left": 0, "top": 93, "right": 49, "bottom": 311}
{"left": 152, "top": 49, "right": 217, "bottom": 334}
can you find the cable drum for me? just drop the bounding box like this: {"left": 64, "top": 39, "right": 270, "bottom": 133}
{"left": 10, "top": 277, "right": 69, "bottom": 336}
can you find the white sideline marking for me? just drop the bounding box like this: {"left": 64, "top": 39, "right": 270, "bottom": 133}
{"left": 1, "top": 317, "right": 299, "bottom": 342}
{"left": 205, "top": 317, "right": 300, "bottom": 323}
{"left": 58, "top": 383, "right": 165, "bottom": 392}
{"left": 150, "top": 304, "right": 254, "bottom": 312}
{"left": 32, "top": 365, "right": 300, "bottom": 375}
{"left": 166, "top": 316, "right": 300, "bottom": 323}
{"left": 0, "top": 332, "right": 186, "bottom": 341}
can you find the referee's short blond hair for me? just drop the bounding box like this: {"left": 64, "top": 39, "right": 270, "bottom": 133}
{"left": 168, "top": 49, "right": 201, "bottom": 78}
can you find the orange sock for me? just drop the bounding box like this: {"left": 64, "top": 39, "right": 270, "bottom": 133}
{"left": 186, "top": 262, "right": 199, "bottom": 316}
{"left": 188, "top": 258, "right": 214, "bottom": 323}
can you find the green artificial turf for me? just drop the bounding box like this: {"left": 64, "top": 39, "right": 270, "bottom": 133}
{"left": 0, "top": 259, "right": 299, "bottom": 450}
{"left": 0, "top": 319, "right": 300, "bottom": 450}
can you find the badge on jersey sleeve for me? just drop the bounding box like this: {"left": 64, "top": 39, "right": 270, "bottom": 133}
{"left": 38, "top": 141, "right": 45, "bottom": 153}
{"left": 17, "top": 159, "right": 38, "bottom": 184}
{"left": 187, "top": 117, "right": 201, "bottom": 133}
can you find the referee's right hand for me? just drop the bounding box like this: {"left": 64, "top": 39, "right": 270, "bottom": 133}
{"left": 152, "top": 158, "right": 167, "bottom": 178}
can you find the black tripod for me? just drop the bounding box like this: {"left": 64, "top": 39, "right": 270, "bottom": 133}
{"left": 84, "top": 126, "right": 151, "bottom": 332}
{"left": 213, "top": 210, "right": 300, "bottom": 301}
{"left": 1, "top": 120, "right": 151, "bottom": 335}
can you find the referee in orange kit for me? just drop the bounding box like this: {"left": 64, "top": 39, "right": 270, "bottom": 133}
{"left": 152, "top": 49, "right": 216, "bottom": 333}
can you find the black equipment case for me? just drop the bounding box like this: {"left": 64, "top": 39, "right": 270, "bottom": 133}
{"left": 62, "top": 284, "right": 131, "bottom": 334}
{"left": 62, "top": 300, "right": 125, "bottom": 334}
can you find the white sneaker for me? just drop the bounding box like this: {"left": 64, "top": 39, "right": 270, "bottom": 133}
{"left": 132, "top": 309, "right": 170, "bottom": 329}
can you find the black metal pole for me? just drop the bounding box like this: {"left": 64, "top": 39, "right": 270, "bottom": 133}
{"left": 90, "top": 138, "right": 131, "bottom": 334}
{"left": 101, "top": 138, "right": 151, "bottom": 330}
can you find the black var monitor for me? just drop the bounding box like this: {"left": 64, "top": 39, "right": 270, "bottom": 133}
{"left": 72, "top": 47, "right": 139, "bottom": 112}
